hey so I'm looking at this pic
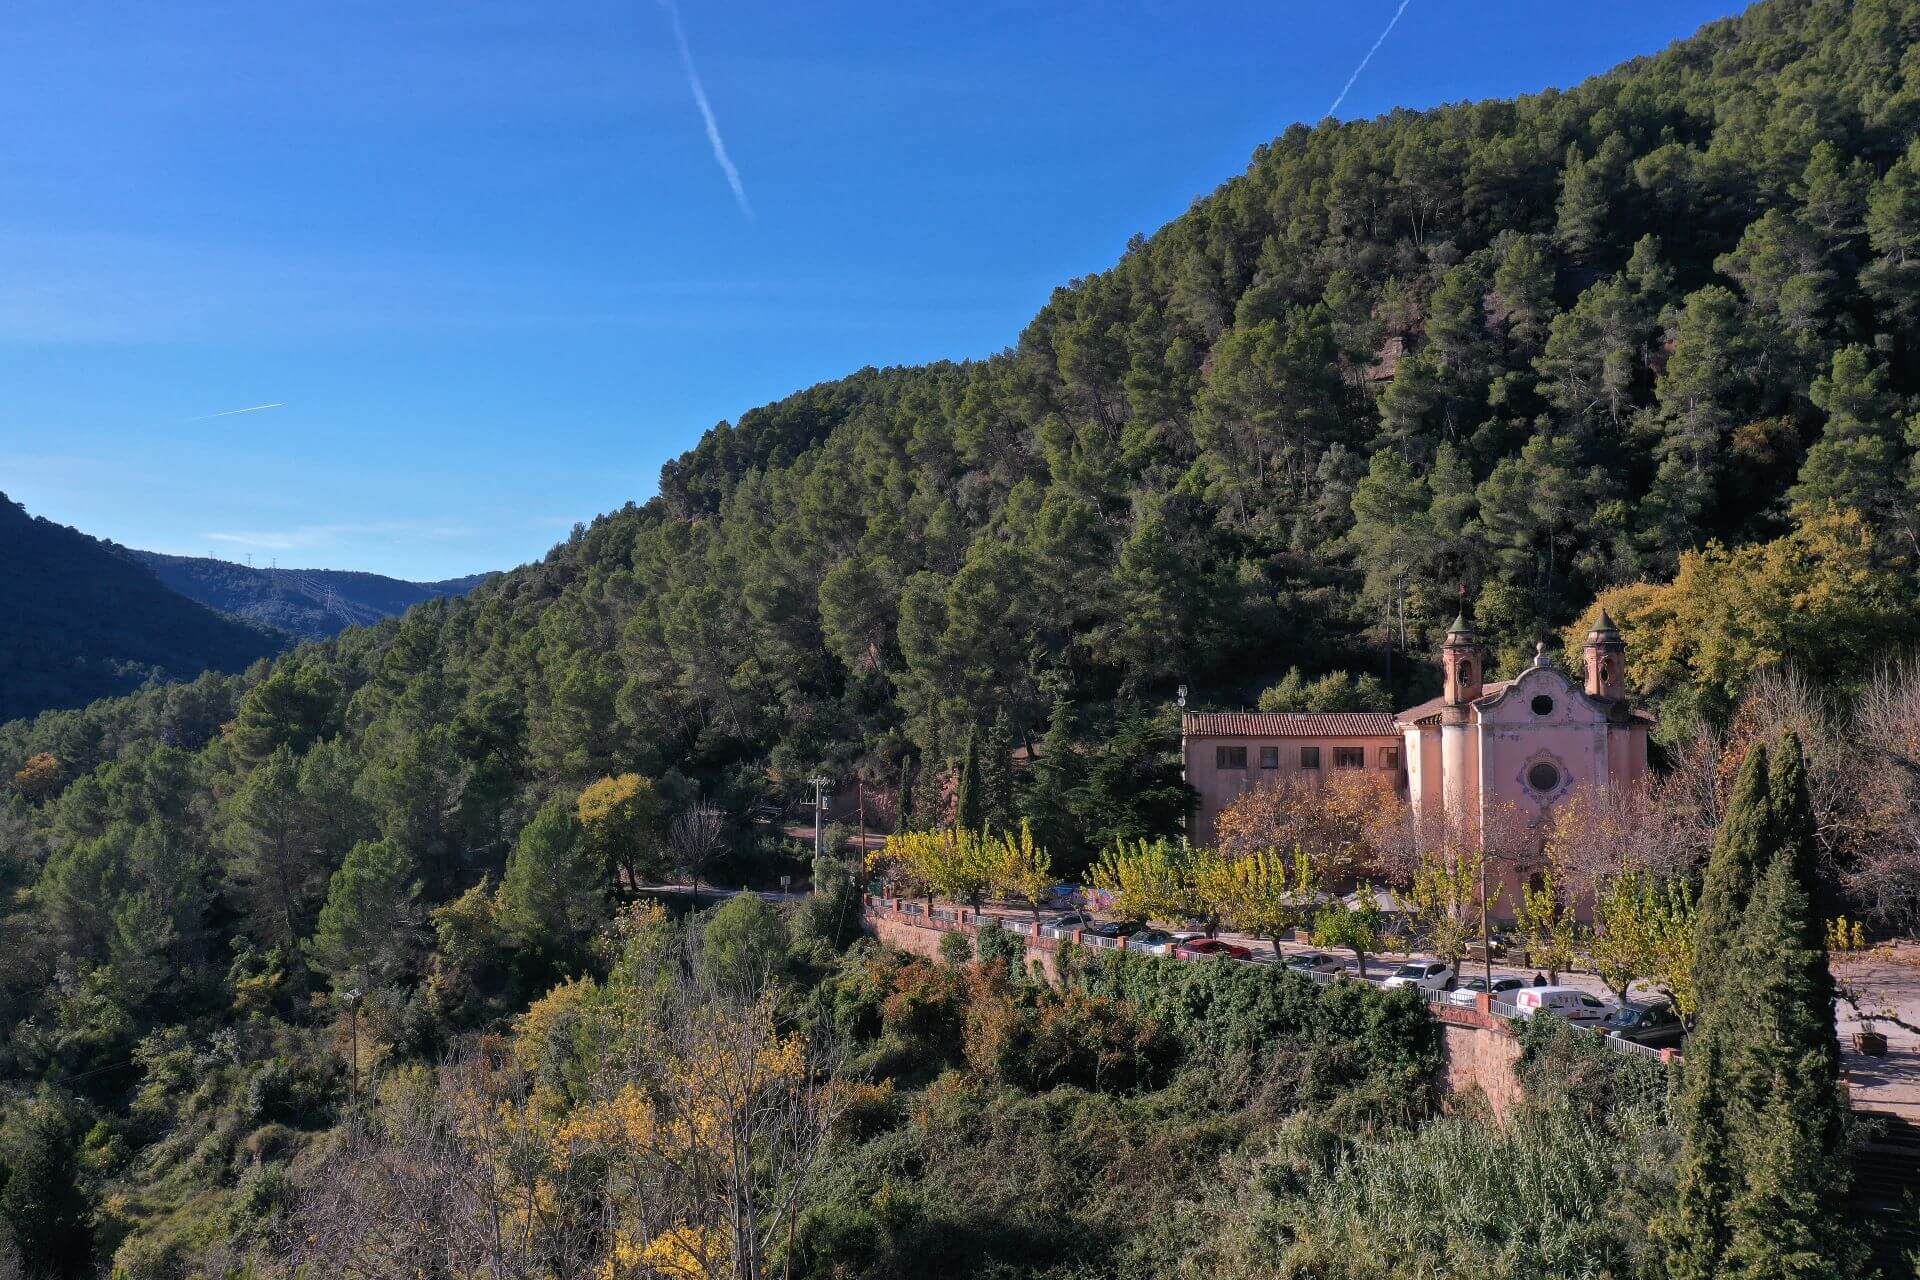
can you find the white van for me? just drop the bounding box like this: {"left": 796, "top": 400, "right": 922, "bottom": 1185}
{"left": 1508, "top": 986, "right": 1611, "bottom": 1025}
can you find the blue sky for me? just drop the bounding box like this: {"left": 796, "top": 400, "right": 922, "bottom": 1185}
{"left": 1, "top": 0, "right": 1745, "bottom": 580}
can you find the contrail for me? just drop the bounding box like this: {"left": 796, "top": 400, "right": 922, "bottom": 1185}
{"left": 188, "top": 402, "right": 285, "bottom": 420}
{"left": 1327, "top": 0, "right": 1413, "bottom": 118}
{"left": 658, "top": 0, "right": 752, "bottom": 220}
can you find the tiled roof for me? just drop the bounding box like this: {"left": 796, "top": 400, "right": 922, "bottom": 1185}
{"left": 1393, "top": 680, "right": 1515, "bottom": 725}
{"left": 1181, "top": 711, "right": 1399, "bottom": 738}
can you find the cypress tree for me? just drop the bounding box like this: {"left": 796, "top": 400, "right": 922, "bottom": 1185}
{"left": 1695, "top": 742, "right": 1773, "bottom": 1004}
{"left": 913, "top": 720, "right": 949, "bottom": 830}
{"left": 1663, "top": 741, "right": 1771, "bottom": 1280}
{"left": 955, "top": 724, "right": 984, "bottom": 834}
{"left": 895, "top": 754, "right": 916, "bottom": 834}
{"left": 982, "top": 709, "right": 1017, "bottom": 835}
{"left": 1721, "top": 732, "right": 1856, "bottom": 1279}
{"left": 1663, "top": 733, "right": 1858, "bottom": 1280}
{"left": 1022, "top": 697, "right": 1082, "bottom": 858}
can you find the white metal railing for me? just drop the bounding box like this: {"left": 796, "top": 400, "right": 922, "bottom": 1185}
{"left": 1597, "top": 1029, "right": 1671, "bottom": 1061}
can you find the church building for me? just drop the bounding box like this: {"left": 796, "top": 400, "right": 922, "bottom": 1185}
{"left": 1181, "top": 611, "right": 1654, "bottom": 851}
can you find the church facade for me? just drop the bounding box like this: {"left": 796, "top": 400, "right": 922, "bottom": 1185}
{"left": 1181, "top": 612, "right": 1653, "bottom": 852}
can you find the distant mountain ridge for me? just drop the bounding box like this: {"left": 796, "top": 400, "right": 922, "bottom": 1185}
{"left": 0, "top": 493, "right": 285, "bottom": 722}
{"left": 0, "top": 492, "right": 496, "bottom": 722}
{"left": 129, "top": 549, "right": 492, "bottom": 641}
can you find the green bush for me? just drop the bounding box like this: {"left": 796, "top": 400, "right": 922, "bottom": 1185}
{"left": 938, "top": 929, "right": 973, "bottom": 966}
{"left": 1183, "top": 1096, "right": 1672, "bottom": 1280}
{"left": 1066, "top": 951, "right": 1441, "bottom": 1120}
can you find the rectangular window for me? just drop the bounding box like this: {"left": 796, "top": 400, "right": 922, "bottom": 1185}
{"left": 1300, "top": 745, "right": 1321, "bottom": 770}
{"left": 1334, "top": 746, "right": 1365, "bottom": 769}
{"left": 1259, "top": 746, "right": 1279, "bottom": 769}
{"left": 1216, "top": 745, "right": 1248, "bottom": 770}
{"left": 1381, "top": 745, "right": 1401, "bottom": 769}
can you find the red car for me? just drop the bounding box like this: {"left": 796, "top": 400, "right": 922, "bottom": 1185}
{"left": 1173, "top": 938, "right": 1251, "bottom": 961}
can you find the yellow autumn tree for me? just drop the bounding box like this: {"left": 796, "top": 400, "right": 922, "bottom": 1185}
{"left": 990, "top": 820, "right": 1056, "bottom": 921}
{"left": 1590, "top": 869, "right": 1697, "bottom": 1009}
{"left": 578, "top": 773, "right": 667, "bottom": 891}
{"left": 10, "top": 751, "right": 61, "bottom": 802}
{"left": 1091, "top": 837, "right": 1205, "bottom": 928}
{"left": 1408, "top": 843, "right": 1498, "bottom": 974}
{"left": 1568, "top": 510, "right": 1915, "bottom": 706}
{"left": 1213, "top": 847, "right": 1318, "bottom": 954}
{"left": 1512, "top": 870, "right": 1580, "bottom": 983}
{"left": 871, "top": 826, "right": 996, "bottom": 909}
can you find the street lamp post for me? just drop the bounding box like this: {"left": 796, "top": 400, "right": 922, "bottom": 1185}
{"left": 1480, "top": 853, "right": 1493, "bottom": 993}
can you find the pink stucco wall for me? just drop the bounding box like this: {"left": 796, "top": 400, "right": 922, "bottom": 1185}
{"left": 1184, "top": 733, "right": 1404, "bottom": 845}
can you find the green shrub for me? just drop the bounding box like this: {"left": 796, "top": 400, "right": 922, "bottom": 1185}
{"left": 1183, "top": 1096, "right": 1673, "bottom": 1280}
{"left": 974, "top": 921, "right": 1029, "bottom": 977}
{"left": 963, "top": 984, "right": 1177, "bottom": 1094}
{"left": 1066, "top": 951, "right": 1441, "bottom": 1119}
{"left": 939, "top": 929, "right": 973, "bottom": 966}
{"left": 242, "top": 1057, "right": 339, "bottom": 1130}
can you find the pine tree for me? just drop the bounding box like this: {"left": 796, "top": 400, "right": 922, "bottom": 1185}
{"left": 955, "top": 724, "right": 984, "bottom": 834}
{"left": 1663, "top": 741, "right": 1771, "bottom": 1280}
{"left": 498, "top": 802, "right": 607, "bottom": 968}
{"left": 1792, "top": 345, "right": 1909, "bottom": 529}
{"left": 0, "top": 1095, "right": 93, "bottom": 1280}
{"left": 307, "top": 838, "right": 423, "bottom": 992}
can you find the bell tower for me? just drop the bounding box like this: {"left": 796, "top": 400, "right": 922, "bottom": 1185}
{"left": 1443, "top": 609, "right": 1484, "bottom": 705}
{"left": 1584, "top": 608, "right": 1627, "bottom": 701}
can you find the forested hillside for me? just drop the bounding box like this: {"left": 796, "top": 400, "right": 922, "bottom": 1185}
{"left": 0, "top": 495, "right": 284, "bottom": 723}
{"left": 4, "top": 2, "right": 1920, "bottom": 1274}
{"left": 130, "top": 550, "right": 492, "bottom": 641}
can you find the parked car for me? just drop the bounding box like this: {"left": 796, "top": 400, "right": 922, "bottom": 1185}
{"left": 1046, "top": 910, "right": 1098, "bottom": 930}
{"left": 1284, "top": 951, "right": 1346, "bottom": 974}
{"left": 1382, "top": 960, "right": 1455, "bottom": 992}
{"left": 1446, "top": 975, "right": 1527, "bottom": 1007}
{"left": 1085, "top": 919, "right": 1144, "bottom": 939}
{"left": 1128, "top": 928, "right": 1179, "bottom": 955}
{"left": 1601, "top": 1000, "right": 1686, "bottom": 1048}
{"left": 1174, "top": 938, "right": 1252, "bottom": 961}
{"left": 1509, "top": 986, "right": 1612, "bottom": 1025}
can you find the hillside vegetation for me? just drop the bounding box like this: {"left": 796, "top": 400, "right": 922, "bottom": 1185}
{"left": 0, "top": 495, "right": 283, "bottom": 724}
{"left": 3, "top": 1, "right": 1920, "bottom": 1275}
{"left": 131, "top": 550, "right": 491, "bottom": 641}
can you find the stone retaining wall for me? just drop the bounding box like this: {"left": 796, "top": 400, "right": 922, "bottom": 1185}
{"left": 861, "top": 899, "right": 1539, "bottom": 1110}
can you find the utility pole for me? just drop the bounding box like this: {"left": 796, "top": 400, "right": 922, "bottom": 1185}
{"left": 809, "top": 775, "right": 830, "bottom": 863}
{"left": 343, "top": 987, "right": 362, "bottom": 1107}
{"left": 1176, "top": 683, "right": 1189, "bottom": 834}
